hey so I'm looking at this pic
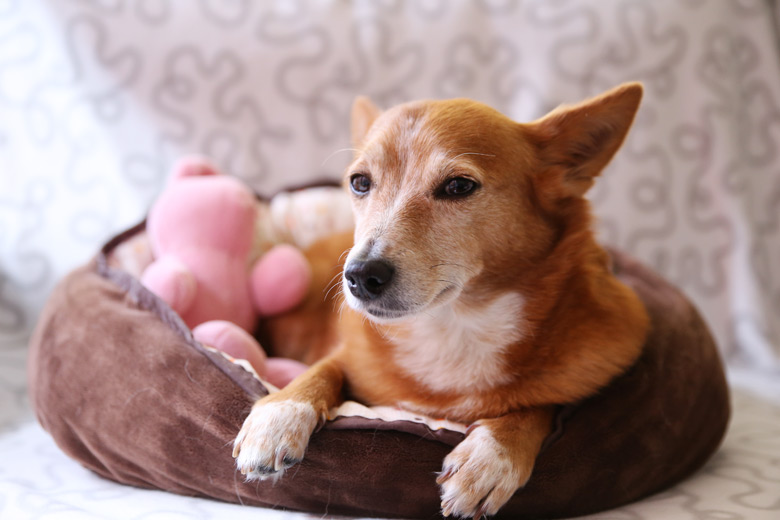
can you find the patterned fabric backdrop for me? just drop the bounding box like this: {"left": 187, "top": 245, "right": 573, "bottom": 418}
{"left": 1, "top": 0, "right": 780, "bottom": 428}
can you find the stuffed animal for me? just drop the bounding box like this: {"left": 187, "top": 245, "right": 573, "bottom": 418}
{"left": 141, "top": 158, "right": 309, "bottom": 388}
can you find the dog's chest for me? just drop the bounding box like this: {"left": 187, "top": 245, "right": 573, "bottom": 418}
{"left": 392, "top": 293, "right": 525, "bottom": 394}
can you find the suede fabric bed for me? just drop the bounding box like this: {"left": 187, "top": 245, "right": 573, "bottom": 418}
{"left": 28, "top": 224, "right": 730, "bottom": 519}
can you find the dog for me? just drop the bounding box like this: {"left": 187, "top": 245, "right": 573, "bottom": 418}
{"left": 233, "top": 82, "right": 650, "bottom": 518}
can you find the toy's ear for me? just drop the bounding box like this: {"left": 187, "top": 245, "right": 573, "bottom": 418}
{"left": 527, "top": 82, "right": 643, "bottom": 199}
{"left": 171, "top": 156, "right": 220, "bottom": 180}
{"left": 351, "top": 96, "right": 382, "bottom": 149}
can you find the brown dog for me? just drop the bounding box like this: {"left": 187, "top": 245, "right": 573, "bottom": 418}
{"left": 233, "top": 83, "right": 650, "bottom": 518}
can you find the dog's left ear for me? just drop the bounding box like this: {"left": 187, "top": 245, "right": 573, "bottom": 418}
{"left": 528, "top": 82, "right": 643, "bottom": 198}
{"left": 351, "top": 96, "right": 382, "bottom": 148}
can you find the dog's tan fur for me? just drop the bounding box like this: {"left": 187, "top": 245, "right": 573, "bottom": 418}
{"left": 235, "top": 83, "right": 650, "bottom": 518}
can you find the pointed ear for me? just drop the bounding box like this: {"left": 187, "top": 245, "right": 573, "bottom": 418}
{"left": 351, "top": 96, "right": 382, "bottom": 148}
{"left": 529, "top": 82, "right": 643, "bottom": 198}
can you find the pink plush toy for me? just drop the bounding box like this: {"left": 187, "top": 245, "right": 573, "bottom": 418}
{"left": 141, "top": 158, "right": 309, "bottom": 388}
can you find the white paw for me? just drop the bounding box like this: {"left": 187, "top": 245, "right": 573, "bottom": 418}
{"left": 232, "top": 400, "right": 319, "bottom": 481}
{"left": 437, "top": 425, "right": 530, "bottom": 518}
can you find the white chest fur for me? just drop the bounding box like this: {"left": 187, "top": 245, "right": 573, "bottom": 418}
{"left": 392, "top": 292, "right": 525, "bottom": 394}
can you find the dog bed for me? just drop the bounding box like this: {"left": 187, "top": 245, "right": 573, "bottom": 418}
{"left": 28, "top": 188, "right": 730, "bottom": 519}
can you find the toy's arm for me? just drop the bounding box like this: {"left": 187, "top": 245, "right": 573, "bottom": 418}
{"left": 250, "top": 244, "right": 312, "bottom": 316}
{"left": 141, "top": 256, "right": 197, "bottom": 316}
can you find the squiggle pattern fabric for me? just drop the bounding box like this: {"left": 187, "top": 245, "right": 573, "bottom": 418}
{"left": 0, "top": 2, "right": 779, "bottom": 517}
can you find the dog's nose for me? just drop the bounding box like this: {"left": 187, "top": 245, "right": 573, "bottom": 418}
{"left": 344, "top": 259, "right": 395, "bottom": 300}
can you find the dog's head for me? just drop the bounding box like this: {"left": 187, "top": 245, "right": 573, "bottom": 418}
{"left": 341, "top": 83, "right": 643, "bottom": 322}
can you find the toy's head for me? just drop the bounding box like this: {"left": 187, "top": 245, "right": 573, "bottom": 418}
{"left": 146, "top": 159, "right": 257, "bottom": 257}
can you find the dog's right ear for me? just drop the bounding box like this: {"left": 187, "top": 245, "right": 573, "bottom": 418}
{"left": 527, "top": 83, "right": 643, "bottom": 200}
{"left": 351, "top": 96, "right": 382, "bottom": 148}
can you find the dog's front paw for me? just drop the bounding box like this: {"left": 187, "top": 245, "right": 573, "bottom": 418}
{"left": 436, "top": 425, "right": 531, "bottom": 518}
{"left": 232, "top": 400, "right": 319, "bottom": 481}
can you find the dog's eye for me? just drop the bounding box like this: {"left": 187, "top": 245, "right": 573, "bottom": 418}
{"left": 350, "top": 173, "right": 372, "bottom": 195}
{"left": 439, "top": 177, "right": 478, "bottom": 198}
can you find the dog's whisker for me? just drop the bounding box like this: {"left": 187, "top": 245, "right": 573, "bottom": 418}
{"left": 442, "top": 151, "right": 496, "bottom": 171}
{"left": 380, "top": 325, "right": 402, "bottom": 344}
{"left": 324, "top": 271, "right": 342, "bottom": 289}
{"left": 336, "top": 299, "right": 348, "bottom": 320}
{"left": 368, "top": 319, "right": 382, "bottom": 335}
{"left": 453, "top": 151, "right": 496, "bottom": 160}
{"left": 420, "top": 308, "right": 438, "bottom": 321}
{"left": 435, "top": 279, "right": 464, "bottom": 290}
{"left": 323, "top": 272, "right": 345, "bottom": 300}
{"left": 323, "top": 284, "right": 341, "bottom": 303}
{"left": 323, "top": 284, "right": 339, "bottom": 302}
{"left": 338, "top": 247, "right": 352, "bottom": 264}
{"left": 429, "top": 262, "right": 479, "bottom": 275}
{"left": 368, "top": 318, "right": 401, "bottom": 344}
{"left": 320, "top": 148, "right": 360, "bottom": 168}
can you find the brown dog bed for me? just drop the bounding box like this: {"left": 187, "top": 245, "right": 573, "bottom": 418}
{"left": 28, "top": 209, "right": 729, "bottom": 519}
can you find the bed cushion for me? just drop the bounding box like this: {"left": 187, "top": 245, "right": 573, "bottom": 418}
{"left": 27, "top": 223, "right": 729, "bottom": 519}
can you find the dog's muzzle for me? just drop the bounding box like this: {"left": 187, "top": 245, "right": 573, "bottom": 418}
{"left": 344, "top": 259, "right": 395, "bottom": 301}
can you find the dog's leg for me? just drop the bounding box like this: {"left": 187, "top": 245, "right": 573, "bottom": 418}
{"left": 232, "top": 357, "right": 344, "bottom": 481}
{"left": 437, "top": 406, "right": 554, "bottom": 518}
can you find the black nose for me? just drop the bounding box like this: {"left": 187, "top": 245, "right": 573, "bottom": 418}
{"left": 344, "top": 259, "right": 395, "bottom": 300}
